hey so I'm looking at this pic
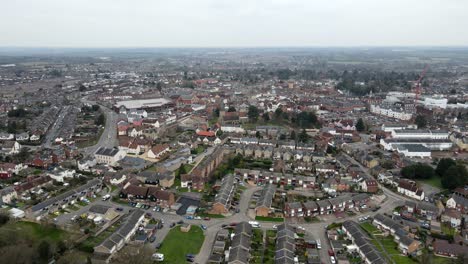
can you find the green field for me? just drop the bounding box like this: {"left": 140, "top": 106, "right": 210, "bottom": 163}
{"left": 0, "top": 221, "right": 66, "bottom": 242}
{"left": 159, "top": 225, "right": 205, "bottom": 263}
{"left": 418, "top": 176, "right": 443, "bottom": 189}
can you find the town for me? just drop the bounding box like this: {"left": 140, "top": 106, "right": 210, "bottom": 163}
{"left": 0, "top": 47, "right": 467, "bottom": 264}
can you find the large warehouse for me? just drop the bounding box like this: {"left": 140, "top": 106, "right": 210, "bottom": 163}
{"left": 114, "top": 98, "right": 173, "bottom": 111}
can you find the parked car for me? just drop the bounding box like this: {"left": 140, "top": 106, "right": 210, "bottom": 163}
{"left": 200, "top": 224, "right": 207, "bottom": 230}
{"left": 116, "top": 207, "right": 124, "bottom": 212}
{"left": 155, "top": 243, "right": 162, "bottom": 249}
{"left": 170, "top": 223, "right": 176, "bottom": 228}
{"left": 186, "top": 216, "right": 194, "bottom": 220}
{"left": 149, "top": 236, "right": 156, "bottom": 243}
{"left": 204, "top": 217, "right": 211, "bottom": 221}
{"left": 330, "top": 256, "right": 336, "bottom": 264}
{"left": 152, "top": 253, "right": 164, "bottom": 262}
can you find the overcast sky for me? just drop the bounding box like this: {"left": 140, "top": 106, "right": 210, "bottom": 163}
{"left": 1, "top": 0, "right": 467, "bottom": 47}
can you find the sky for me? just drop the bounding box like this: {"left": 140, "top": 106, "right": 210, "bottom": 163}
{"left": 1, "top": 0, "right": 467, "bottom": 47}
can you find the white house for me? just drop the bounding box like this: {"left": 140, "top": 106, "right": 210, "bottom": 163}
{"left": 94, "top": 147, "right": 126, "bottom": 165}
{"left": 147, "top": 144, "right": 170, "bottom": 159}
{"left": 397, "top": 180, "right": 425, "bottom": 201}
{"left": 0, "top": 133, "right": 14, "bottom": 140}
{"left": 47, "top": 168, "right": 76, "bottom": 182}
{"left": 78, "top": 158, "right": 97, "bottom": 171}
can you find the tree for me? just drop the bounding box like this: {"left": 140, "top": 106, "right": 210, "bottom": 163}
{"left": 289, "top": 130, "right": 296, "bottom": 140}
{"left": 91, "top": 105, "right": 100, "bottom": 111}
{"left": 401, "top": 163, "right": 435, "bottom": 180}
{"left": 227, "top": 106, "right": 236, "bottom": 112}
{"left": 436, "top": 158, "right": 456, "bottom": 176}
{"left": 255, "top": 131, "right": 261, "bottom": 138}
{"left": 38, "top": 240, "right": 51, "bottom": 260}
{"left": 356, "top": 118, "right": 366, "bottom": 132}
{"left": 6, "top": 121, "right": 16, "bottom": 134}
{"left": 56, "top": 240, "right": 67, "bottom": 254}
{"left": 441, "top": 164, "right": 468, "bottom": 190}
{"left": 415, "top": 115, "right": 427, "bottom": 128}
{"left": 248, "top": 106, "right": 259, "bottom": 123}
{"left": 298, "top": 129, "right": 309, "bottom": 143}
{"left": 262, "top": 112, "right": 270, "bottom": 122}
{"left": 274, "top": 108, "right": 283, "bottom": 120}
{"left": 95, "top": 113, "right": 105, "bottom": 126}
{"left": 279, "top": 134, "right": 286, "bottom": 140}
{"left": 0, "top": 212, "right": 9, "bottom": 226}
{"left": 156, "top": 82, "right": 163, "bottom": 92}
{"left": 79, "top": 84, "right": 86, "bottom": 92}
{"left": 213, "top": 108, "right": 220, "bottom": 118}
{"left": 177, "top": 164, "right": 187, "bottom": 177}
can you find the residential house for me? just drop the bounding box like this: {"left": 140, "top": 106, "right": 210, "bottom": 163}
{"left": 397, "top": 179, "right": 425, "bottom": 201}
{"left": 93, "top": 209, "right": 145, "bottom": 256}
{"left": 255, "top": 184, "right": 276, "bottom": 217}
{"left": 94, "top": 147, "right": 126, "bottom": 165}
{"left": 147, "top": 144, "right": 170, "bottom": 159}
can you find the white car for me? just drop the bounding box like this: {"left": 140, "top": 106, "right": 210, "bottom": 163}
{"left": 316, "top": 239, "right": 322, "bottom": 249}
{"left": 272, "top": 225, "right": 278, "bottom": 230}
{"left": 152, "top": 253, "right": 164, "bottom": 262}
{"left": 330, "top": 256, "right": 336, "bottom": 264}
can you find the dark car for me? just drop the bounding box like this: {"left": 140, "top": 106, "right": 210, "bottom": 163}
{"left": 186, "top": 254, "right": 195, "bottom": 258}
{"left": 177, "top": 220, "right": 184, "bottom": 225}
{"left": 155, "top": 243, "right": 162, "bottom": 249}
{"left": 186, "top": 257, "right": 194, "bottom": 262}
{"left": 116, "top": 207, "right": 124, "bottom": 212}
{"left": 149, "top": 236, "right": 156, "bottom": 243}
{"left": 170, "top": 223, "right": 176, "bottom": 228}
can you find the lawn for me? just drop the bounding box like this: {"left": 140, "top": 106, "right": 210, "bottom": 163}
{"left": 159, "top": 225, "right": 205, "bottom": 263}
{"left": 197, "top": 213, "right": 225, "bottom": 218}
{"left": 359, "top": 222, "right": 380, "bottom": 235}
{"left": 418, "top": 176, "right": 443, "bottom": 189}
{"left": 255, "top": 216, "right": 284, "bottom": 222}
{"left": 191, "top": 146, "right": 206, "bottom": 155}
{"left": 10, "top": 221, "right": 66, "bottom": 242}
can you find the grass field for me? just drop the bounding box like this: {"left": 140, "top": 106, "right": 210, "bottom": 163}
{"left": 6, "top": 221, "right": 66, "bottom": 242}
{"left": 418, "top": 176, "right": 443, "bottom": 189}
{"left": 159, "top": 225, "right": 204, "bottom": 263}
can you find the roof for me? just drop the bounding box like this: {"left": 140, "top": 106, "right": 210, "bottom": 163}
{"left": 114, "top": 98, "right": 171, "bottom": 109}
{"left": 95, "top": 147, "right": 119, "bottom": 157}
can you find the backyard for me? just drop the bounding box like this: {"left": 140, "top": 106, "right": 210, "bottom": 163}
{"left": 158, "top": 225, "right": 204, "bottom": 263}
{"left": 359, "top": 222, "right": 417, "bottom": 264}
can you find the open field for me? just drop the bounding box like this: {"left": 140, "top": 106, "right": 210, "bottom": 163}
{"left": 159, "top": 225, "right": 204, "bottom": 263}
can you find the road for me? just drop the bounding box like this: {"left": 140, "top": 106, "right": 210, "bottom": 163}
{"left": 52, "top": 152, "right": 417, "bottom": 264}
{"left": 43, "top": 105, "right": 71, "bottom": 148}
{"left": 80, "top": 98, "right": 118, "bottom": 156}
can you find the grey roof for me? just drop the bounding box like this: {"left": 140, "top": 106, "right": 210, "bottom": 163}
{"left": 95, "top": 147, "right": 119, "bottom": 156}
{"left": 214, "top": 174, "right": 235, "bottom": 206}
{"left": 96, "top": 209, "right": 145, "bottom": 252}
{"left": 231, "top": 233, "right": 251, "bottom": 250}
{"left": 303, "top": 201, "right": 318, "bottom": 210}
{"left": 256, "top": 184, "right": 276, "bottom": 209}
{"left": 342, "top": 220, "right": 387, "bottom": 263}
{"left": 228, "top": 246, "right": 249, "bottom": 264}
{"left": 31, "top": 179, "right": 101, "bottom": 212}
